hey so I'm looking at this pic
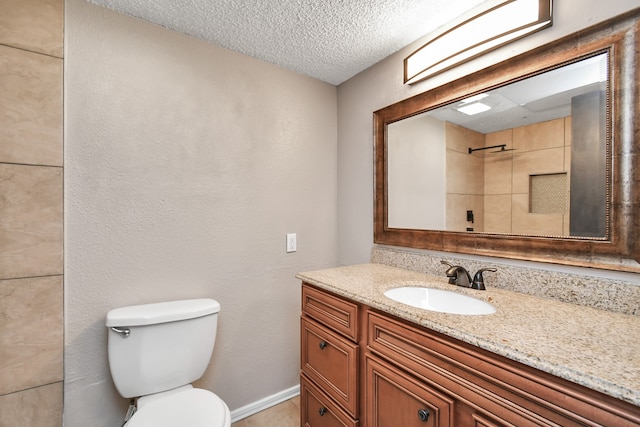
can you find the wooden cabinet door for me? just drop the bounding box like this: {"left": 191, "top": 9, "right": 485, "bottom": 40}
{"left": 366, "top": 356, "right": 454, "bottom": 427}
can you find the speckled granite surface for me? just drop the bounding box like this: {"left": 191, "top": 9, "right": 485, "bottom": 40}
{"left": 296, "top": 263, "right": 640, "bottom": 407}
{"left": 372, "top": 245, "right": 640, "bottom": 315}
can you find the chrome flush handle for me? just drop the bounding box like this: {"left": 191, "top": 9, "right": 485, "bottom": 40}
{"left": 111, "top": 327, "right": 131, "bottom": 338}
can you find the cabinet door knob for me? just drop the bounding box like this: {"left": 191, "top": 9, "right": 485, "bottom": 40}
{"left": 319, "top": 407, "right": 327, "bottom": 416}
{"left": 319, "top": 341, "right": 328, "bottom": 350}
{"left": 418, "top": 409, "right": 430, "bottom": 422}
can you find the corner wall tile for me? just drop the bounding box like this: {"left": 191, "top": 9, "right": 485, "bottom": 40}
{"left": 467, "top": 154, "right": 485, "bottom": 195}
{"left": 484, "top": 154, "right": 513, "bottom": 195}
{"left": 511, "top": 193, "right": 564, "bottom": 236}
{"left": 511, "top": 147, "right": 565, "bottom": 194}
{"left": 446, "top": 194, "right": 467, "bottom": 232}
{"left": 470, "top": 195, "right": 484, "bottom": 232}
{"left": 484, "top": 194, "right": 512, "bottom": 233}
{"left": 0, "top": 164, "right": 63, "bottom": 280}
{"left": 446, "top": 149, "right": 467, "bottom": 193}
{"left": 445, "top": 122, "right": 469, "bottom": 153}
{"left": 0, "top": 382, "right": 63, "bottom": 427}
{"left": 0, "top": 276, "right": 63, "bottom": 395}
{"left": 0, "top": 45, "right": 63, "bottom": 166}
{"left": 0, "top": 0, "right": 64, "bottom": 58}
{"left": 486, "top": 129, "right": 513, "bottom": 150}
{"left": 512, "top": 118, "right": 565, "bottom": 152}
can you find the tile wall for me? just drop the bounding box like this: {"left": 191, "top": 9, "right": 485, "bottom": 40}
{"left": 0, "top": 0, "right": 64, "bottom": 425}
{"left": 445, "top": 122, "right": 485, "bottom": 232}
{"left": 446, "top": 117, "right": 571, "bottom": 235}
{"left": 485, "top": 117, "right": 571, "bottom": 236}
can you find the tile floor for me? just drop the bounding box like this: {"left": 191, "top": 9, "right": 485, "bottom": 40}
{"left": 231, "top": 396, "right": 300, "bottom": 427}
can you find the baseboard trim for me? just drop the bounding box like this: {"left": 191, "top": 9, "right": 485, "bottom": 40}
{"left": 230, "top": 384, "right": 300, "bottom": 423}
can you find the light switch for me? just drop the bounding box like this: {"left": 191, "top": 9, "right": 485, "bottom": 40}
{"left": 286, "top": 233, "right": 297, "bottom": 253}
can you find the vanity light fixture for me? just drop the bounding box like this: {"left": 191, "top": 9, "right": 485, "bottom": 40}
{"left": 404, "top": 0, "right": 553, "bottom": 84}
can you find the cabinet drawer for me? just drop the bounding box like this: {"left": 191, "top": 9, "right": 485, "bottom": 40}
{"left": 472, "top": 412, "right": 515, "bottom": 427}
{"left": 366, "top": 355, "right": 454, "bottom": 427}
{"left": 301, "top": 317, "right": 359, "bottom": 417}
{"left": 302, "top": 283, "right": 359, "bottom": 341}
{"left": 301, "top": 375, "right": 359, "bottom": 427}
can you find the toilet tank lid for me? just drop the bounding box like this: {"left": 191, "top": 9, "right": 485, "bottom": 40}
{"left": 106, "top": 299, "right": 220, "bottom": 327}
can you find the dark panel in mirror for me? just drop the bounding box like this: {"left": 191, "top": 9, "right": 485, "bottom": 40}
{"left": 374, "top": 9, "right": 640, "bottom": 272}
{"left": 569, "top": 90, "right": 607, "bottom": 238}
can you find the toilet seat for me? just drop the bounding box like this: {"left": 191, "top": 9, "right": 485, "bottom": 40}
{"left": 125, "top": 388, "right": 230, "bottom": 427}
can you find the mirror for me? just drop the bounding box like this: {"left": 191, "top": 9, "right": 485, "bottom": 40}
{"left": 374, "top": 10, "right": 640, "bottom": 272}
{"left": 387, "top": 53, "right": 608, "bottom": 238}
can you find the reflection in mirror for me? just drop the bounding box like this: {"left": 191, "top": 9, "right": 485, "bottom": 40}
{"left": 387, "top": 53, "right": 608, "bottom": 238}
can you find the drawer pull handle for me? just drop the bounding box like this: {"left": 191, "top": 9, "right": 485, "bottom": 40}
{"left": 319, "top": 341, "right": 328, "bottom": 350}
{"left": 418, "top": 409, "right": 430, "bottom": 422}
{"left": 319, "top": 407, "right": 327, "bottom": 416}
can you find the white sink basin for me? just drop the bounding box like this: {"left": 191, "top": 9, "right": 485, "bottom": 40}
{"left": 384, "top": 286, "right": 496, "bottom": 315}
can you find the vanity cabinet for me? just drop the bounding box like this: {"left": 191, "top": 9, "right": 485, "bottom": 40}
{"left": 366, "top": 309, "right": 640, "bottom": 426}
{"left": 301, "top": 284, "right": 361, "bottom": 426}
{"left": 300, "top": 283, "right": 640, "bottom": 427}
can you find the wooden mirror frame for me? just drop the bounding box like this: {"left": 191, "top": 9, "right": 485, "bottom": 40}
{"left": 374, "top": 9, "right": 640, "bottom": 273}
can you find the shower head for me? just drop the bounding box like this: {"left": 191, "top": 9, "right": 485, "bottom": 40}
{"left": 489, "top": 146, "right": 516, "bottom": 153}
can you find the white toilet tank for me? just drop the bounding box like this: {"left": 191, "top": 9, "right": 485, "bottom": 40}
{"left": 106, "top": 299, "right": 221, "bottom": 398}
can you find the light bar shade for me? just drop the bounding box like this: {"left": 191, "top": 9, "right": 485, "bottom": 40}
{"left": 405, "top": 0, "right": 552, "bottom": 84}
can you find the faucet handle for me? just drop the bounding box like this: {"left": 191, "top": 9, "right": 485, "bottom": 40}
{"left": 440, "top": 260, "right": 457, "bottom": 284}
{"left": 471, "top": 268, "right": 497, "bottom": 290}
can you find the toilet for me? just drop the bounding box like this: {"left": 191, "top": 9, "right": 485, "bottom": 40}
{"left": 106, "top": 298, "right": 231, "bottom": 427}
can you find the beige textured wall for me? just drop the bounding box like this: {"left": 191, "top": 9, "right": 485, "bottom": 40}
{"left": 0, "top": 0, "right": 64, "bottom": 426}
{"left": 64, "top": 1, "right": 337, "bottom": 426}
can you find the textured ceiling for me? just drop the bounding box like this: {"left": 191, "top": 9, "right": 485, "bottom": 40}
{"left": 87, "top": 0, "right": 485, "bottom": 85}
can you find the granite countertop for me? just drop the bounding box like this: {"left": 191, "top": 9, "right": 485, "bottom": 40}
{"left": 296, "top": 263, "right": 640, "bottom": 407}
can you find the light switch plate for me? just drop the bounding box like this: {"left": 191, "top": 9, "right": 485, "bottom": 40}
{"left": 286, "top": 233, "right": 297, "bottom": 253}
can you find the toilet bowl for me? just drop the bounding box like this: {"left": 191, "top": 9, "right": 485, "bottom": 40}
{"left": 125, "top": 386, "right": 230, "bottom": 427}
{"left": 106, "top": 299, "right": 230, "bottom": 427}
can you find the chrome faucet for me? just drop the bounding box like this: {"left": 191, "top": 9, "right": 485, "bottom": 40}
{"left": 440, "top": 261, "right": 496, "bottom": 290}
